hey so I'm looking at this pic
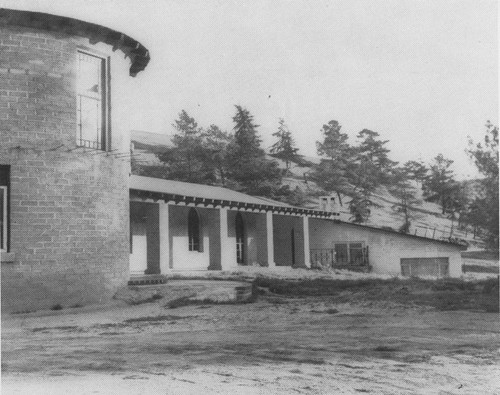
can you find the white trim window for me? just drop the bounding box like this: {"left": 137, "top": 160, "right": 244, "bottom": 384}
{"left": 76, "top": 50, "right": 109, "bottom": 150}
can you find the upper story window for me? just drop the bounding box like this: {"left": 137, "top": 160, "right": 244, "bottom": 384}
{"left": 76, "top": 50, "right": 110, "bottom": 150}
{"left": 0, "top": 165, "right": 9, "bottom": 252}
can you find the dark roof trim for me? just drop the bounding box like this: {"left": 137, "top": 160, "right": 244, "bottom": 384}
{"left": 0, "top": 8, "right": 150, "bottom": 76}
{"left": 332, "top": 219, "right": 468, "bottom": 249}
{"left": 130, "top": 189, "right": 338, "bottom": 219}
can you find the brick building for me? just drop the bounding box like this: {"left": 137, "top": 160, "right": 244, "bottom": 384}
{"left": 0, "top": 9, "right": 149, "bottom": 312}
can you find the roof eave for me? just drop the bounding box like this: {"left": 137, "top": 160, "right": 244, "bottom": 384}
{"left": 0, "top": 8, "right": 150, "bottom": 76}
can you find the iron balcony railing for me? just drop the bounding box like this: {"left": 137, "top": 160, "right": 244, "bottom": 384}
{"left": 310, "top": 246, "right": 369, "bottom": 268}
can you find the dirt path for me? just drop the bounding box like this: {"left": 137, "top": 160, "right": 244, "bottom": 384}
{"left": 2, "top": 296, "right": 499, "bottom": 394}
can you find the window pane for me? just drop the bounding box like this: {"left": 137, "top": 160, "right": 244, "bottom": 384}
{"left": 335, "top": 244, "right": 348, "bottom": 264}
{"left": 349, "top": 243, "right": 364, "bottom": 264}
{"left": 77, "top": 52, "right": 104, "bottom": 150}
{"left": 77, "top": 52, "right": 102, "bottom": 97}
{"left": 78, "top": 96, "right": 101, "bottom": 147}
{"left": 0, "top": 188, "right": 4, "bottom": 250}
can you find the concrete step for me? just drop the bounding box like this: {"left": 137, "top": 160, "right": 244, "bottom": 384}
{"left": 128, "top": 274, "right": 167, "bottom": 286}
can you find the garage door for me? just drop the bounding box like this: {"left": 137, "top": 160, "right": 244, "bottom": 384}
{"left": 400, "top": 258, "right": 449, "bottom": 277}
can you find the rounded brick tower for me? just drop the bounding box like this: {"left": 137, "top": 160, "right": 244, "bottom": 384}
{"left": 0, "top": 9, "right": 150, "bottom": 311}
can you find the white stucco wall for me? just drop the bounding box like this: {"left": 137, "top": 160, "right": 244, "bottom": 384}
{"left": 169, "top": 206, "right": 212, "bottom": 271}
{"left": 309, "top": 219, "right": 463, "bottom": 277}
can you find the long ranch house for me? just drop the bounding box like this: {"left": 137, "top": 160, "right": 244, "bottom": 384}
{"left": 129, "top": 175, "right": 465, "bottom": 279}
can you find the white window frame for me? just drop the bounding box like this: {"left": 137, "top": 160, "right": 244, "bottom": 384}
{"left": 76, "top": 49, "right": 110, "bottom": 151}
{"left": 0, "top": 185, "right": 7, "bottom": 252}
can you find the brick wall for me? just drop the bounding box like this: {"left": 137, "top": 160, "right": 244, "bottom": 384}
{"left": 0, "top": 25, "right": 132, "bottom": 312}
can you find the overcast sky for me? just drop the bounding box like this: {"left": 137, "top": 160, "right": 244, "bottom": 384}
{"left": 4, "top": 0, "right": 498, "bottom": 178}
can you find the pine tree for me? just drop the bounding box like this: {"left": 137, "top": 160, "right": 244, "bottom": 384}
{"left": 355, "top": 129, "right": 397, "bottom": 184}
{"left": 346, "top": 129, "right": 397, "bottom": 222}
{"left": 422, "top": 154, "right": 457, "bottom": 214}
{"left": 389, "top": 167, "right": 422, "bottom": 233}
{"left": 201, "top": 124, "right": 233, "bottom": 187}
{"left": 270, "top": 118, "right": 300, "bottom": 174}
{"left": 227, "top": 105, "right": 281, "bottom": 195}
{"left": 466, "top": 121, "right": 499, "bottom": 248}
{"left": 403, "top": 160, "right": 428, "bottom": 185}
{"left": 156, "top": 110, "right": 212, "bottom": 183}
{"left": 312, "top": 120, "right": 353, "bottom": 195}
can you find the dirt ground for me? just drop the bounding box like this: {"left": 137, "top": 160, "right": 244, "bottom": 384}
{"left": 2, "top": 279, "right": 500, "bottom": 394}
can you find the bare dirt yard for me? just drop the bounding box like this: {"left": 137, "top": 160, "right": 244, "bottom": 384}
{"left": 2, "top": 276, "right": 499, "bottom": 395}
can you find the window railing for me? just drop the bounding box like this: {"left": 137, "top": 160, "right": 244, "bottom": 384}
{"left": 77, "top": 138, "right": 102, "bottom": 150}
{"left": 310, "top": 247, "right": 369, "bottom": 268}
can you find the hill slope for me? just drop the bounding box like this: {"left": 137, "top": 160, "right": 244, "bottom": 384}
{"left": 130, "top": 131, "right": 482, "bottom": 247}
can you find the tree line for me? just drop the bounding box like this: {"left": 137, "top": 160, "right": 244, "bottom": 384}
{"left": 133, "top": 106, "right": 498, "bottom": 249}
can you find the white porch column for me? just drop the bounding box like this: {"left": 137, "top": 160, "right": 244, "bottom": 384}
{"left": 159, "top": 201, "right": 170, "bottom": 273}
{"left": 266, "top": 211, "right": 275, "bottom": 268}
{"left": 302, "top": 215, "right": 311, "bottom": 268}
{"left": 219, "top": 208, "right": 233, "bottom": 270}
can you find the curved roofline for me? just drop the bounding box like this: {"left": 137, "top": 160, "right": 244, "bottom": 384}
{"left": 0, "top": 8, "right": 150, "bottom": 76}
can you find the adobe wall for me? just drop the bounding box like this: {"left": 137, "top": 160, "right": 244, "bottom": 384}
{"left": 0, "top": 24, "right": 136, "bottom": 312}
{"left": 309, "top": 219, "right": 463, "bottom": 277}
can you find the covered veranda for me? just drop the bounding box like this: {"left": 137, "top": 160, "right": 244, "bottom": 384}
{"left": 128, "top": 176, "right": 337, "bottom": 281}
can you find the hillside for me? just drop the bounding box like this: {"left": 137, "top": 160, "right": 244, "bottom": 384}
{"left": 130, "top": 131, "right": 483, "bottom": 248}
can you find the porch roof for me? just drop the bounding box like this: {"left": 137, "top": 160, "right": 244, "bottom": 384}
{"left": 130, "top": 175, "right": 338, "bottom": 218}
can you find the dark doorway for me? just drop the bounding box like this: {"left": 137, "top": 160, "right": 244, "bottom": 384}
{"left": 236, "top": 212, "right": 245, "bottom": 264}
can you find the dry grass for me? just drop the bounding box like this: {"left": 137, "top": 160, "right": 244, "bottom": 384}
{"left": 254, "top": 277, "right": 499, "bottom": 312}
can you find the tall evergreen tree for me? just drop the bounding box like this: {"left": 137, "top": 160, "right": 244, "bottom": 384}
{"left": 156, "top": 110, "right": 212, "bottom": 183}
{"left": 422, "top": 154, "right": 457, "bottom": 214}
{"left": 201, "top": 124, "right": 233, "bottom": 187}
{"left": 355, "top": 129, "right": 397, "bottom": 184}
{"left": 312, "top": 120, "right": 353, "bottom": 195}
{"left": 466, "top": 121, "right": 499, "bottom": 248}
{"left": 346, "top": 129, "right": 397, "bottom": 222}
{"left": 403, "top": 160, "right": 428, "bottom": 185}
{"left": 389, "top": 167, "right": 422, "bottom": 233}
{"left": 227, "top": 105, "right": 281, "bottom": 195}
{"left": 270, "top": 118, "right": 300, "bottom": 174}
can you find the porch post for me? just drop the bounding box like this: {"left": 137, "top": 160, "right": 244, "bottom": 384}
{"left": 302, "top": 215, "right": 311, "bottom": 268}
{"left": 219, "top": 208, "right": 232, "bottom": 270}
{"left": 266, "top": 211, "right": 275, "bottom": 268}
{"left": 159, "top": 201, "right": 170, "bottom": 273}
